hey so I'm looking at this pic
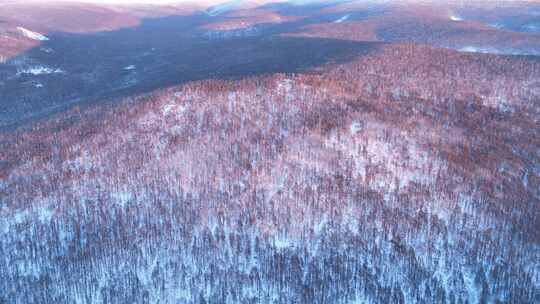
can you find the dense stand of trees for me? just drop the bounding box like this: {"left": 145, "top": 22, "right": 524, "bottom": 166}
{"left": 1, "top": 43, "right": 539, "bottom": 303}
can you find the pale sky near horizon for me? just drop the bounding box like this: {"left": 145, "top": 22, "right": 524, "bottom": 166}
{"left": 5, "top": 0, "right": 528, "bottom": 4}
{"left": 8, "top": 0, "right": 265, "bottom": 3}
{"left": 1, "top": 0, "right": 531, "bottom": 8}
{"left": 0, "top": 0, "right": 332, "bottom": 7}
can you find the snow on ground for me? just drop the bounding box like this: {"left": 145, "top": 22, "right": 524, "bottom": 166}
{"left": 335, "top": 14, "right": 350, "bottom": 23}
{"left": 204, "top": 26, "right": 261, "bottom": 39}
{"left": 459, "top": 46, "right": 482, "bottom": 53}
{"left": 457, "top": 46, "right": 507, "bottom": 54}
{"left": 40, "top": 47, "right": 53, "bottom": 53}
{"left": 456, "top": 46, "right": 534, "bottom": 56}
{"left": 450, "top": 15, "right": 463, "bottom": 22}
{"left": 350, "top": 121, "right": 364, "bottom": 135}
{"left": 272, "top": 234, "right": 297, "bottom": 250}
{"left": 112, "top": 191, "right": 133, "bottom": 208}
{"left": 17, "top": 66, "right": 64, "bottom": 76}
{"left": 488, "top": 22, "right": 504, "bottom": 29}
{"left": 17, "top": 27, "right": 49, "bottom": 41}
{"left": 524, "top": 23, "right": 540, "bottom": 32}
{"left": 205, "top": 0, "right": 242, "bottom": 17}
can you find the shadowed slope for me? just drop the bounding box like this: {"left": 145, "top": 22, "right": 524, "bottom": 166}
{"left": 0, "top": 12, "right": 378, "bottom": 129}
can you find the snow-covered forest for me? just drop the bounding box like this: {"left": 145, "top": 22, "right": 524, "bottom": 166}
{"left": 1, "top": 42, "right": 539, "bottom": 303}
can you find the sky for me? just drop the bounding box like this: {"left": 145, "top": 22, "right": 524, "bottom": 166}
{"left": 13, "top": 0, "right": 269, "bottom": 4}
{"left": 3, "top": 0, "right": 534, "bottom": 8}
{"left": 4, "top": 0, "right": 337, "bottom": 4}
{"left": 9, "top": 0, "right": 532, "bottom": 4}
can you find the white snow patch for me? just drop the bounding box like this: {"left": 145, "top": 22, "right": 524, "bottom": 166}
{"left": 489, "top": 22, "right": 504, "bottom": 29}
{"left": 343, "top": 207, "right": 360, "bottom": 234}
{"left": 173, "top": 289, "right": 192, "bottom": 302}
{"left": 350, "top": 121, "right": 364, "bottom": 134}
{"left": 13, "top": 211, "right": 27, "bottom": 224}
{"left": 17, "top": 66, "right": 64, "bottom": 76}
{"left": 17, "top": 27, "right": 49, "bottom": 41}
{"left": 335, "top": 14, "right": 350, "bottom": 23}
{"left": 460, "top": 46, "right": 478, "bottom": 52}
{"left": 205, "top": 0, "right": 241, "bottom": 17}
{"left": 457, "top": 45, "right": 532, "bottom": 56}
{"left": 463, "top": 270, "right": 481, "bottom": 304}
{"left": 349, "top": 296, "right": 369, "bottom": 304}
{"left": 112, "top": 191, "right": 133, "bottom": 207}
{"left": 277, "top": 78, "right": 293, "bottom": 93}
{"left": 37, "top": 207, "right": 54, "bottom": 223}
{"left": 1, "top": 206, "right": 54, "bottom": 234}
{"left": 522, "top": 170, "right": 529, "bottom": 188}
{"left": 525, "top": 23, "right": 540, "bottom": 32}
{"left": 0, "top": 218, "right": 8, "bottom": 235}
{"left": 458, "top": 46, "right": 492, "bottom": 54}
{"left": 273, "top": 235, "right": 297, "bottom": 250}
{"left": 264, "top": 168, "right": 287, "bottom": 204}
{"left": 314, "top": 215, "right": 328, "bottom": 234}
{"left": 40, "top": 47, "right": 53, "bottom": 53}
{"left": 162, "top": 103, "right": 175, "bottom": 115}
{"left": 162, "top": 102, "right": 187, "bottom": 116}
